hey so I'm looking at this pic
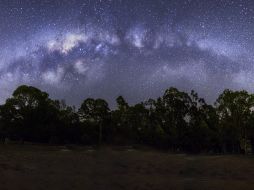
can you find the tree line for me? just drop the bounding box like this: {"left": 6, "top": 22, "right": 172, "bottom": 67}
{"left": 1, "top": 85, "right": 254, "bottom": 154}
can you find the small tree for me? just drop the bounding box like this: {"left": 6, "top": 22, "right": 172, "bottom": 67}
{"left": 79, "top": 98, "right": 110, "bottom": 145}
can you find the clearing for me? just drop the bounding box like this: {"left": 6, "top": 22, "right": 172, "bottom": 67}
{"left": 0, "top": 145, "right": 254, "bottom": 190}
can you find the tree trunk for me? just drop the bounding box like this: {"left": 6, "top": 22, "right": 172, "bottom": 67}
{"left": 98, "top": 122, "right": 102, "bottom": 146}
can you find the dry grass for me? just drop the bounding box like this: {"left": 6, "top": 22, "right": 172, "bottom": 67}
{"left": 0, "top": 144, "right": 254, "bottom": 190}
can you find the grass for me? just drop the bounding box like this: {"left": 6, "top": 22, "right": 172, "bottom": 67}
{"left": 0, "top": 144, "right": 254, "bottom": 190}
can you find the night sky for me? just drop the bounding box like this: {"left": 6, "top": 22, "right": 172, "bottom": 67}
{"left": 1, "top": 0, "right": 254, "bottom": 107}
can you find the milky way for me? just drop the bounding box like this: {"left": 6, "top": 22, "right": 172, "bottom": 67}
{"left": 1, "top": 0, "right": 254, "bottom": 107}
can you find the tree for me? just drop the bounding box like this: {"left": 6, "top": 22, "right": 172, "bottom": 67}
{"left": 79, "top": 98, "right": 110, "bottom": 145}
{"left": 0, "top": 85, "right": 60, "bottom": 142}
{"left": 216, "top": 89, "right": 254, "bottom": 153}
{"left": 116, "top": 96, "right": 129, "bottom": 111}
{"left": 2, "top": 84, "right": 254, "bottom": 154}
{"left": 111, "top": 96, "right": 132, "bottom": 144}
{"left": 186, "top": 90, "right": 219, "bottom": 153}
{"left": 52, "top": 100, "right": 80, "bottom": 144}
{"left": 159, "top": 87, "right": 192, "bottom": 150}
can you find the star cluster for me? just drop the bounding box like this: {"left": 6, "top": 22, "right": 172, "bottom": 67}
{"left": 1, "top": 0, "right": 254, "bottom": 106}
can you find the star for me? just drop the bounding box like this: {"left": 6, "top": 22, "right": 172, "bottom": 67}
{"left": 0, "top": 0, "right": 253, "bottom": 107}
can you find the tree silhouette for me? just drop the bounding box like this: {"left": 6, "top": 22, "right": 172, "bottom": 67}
{"left": 0, "top": 85, "right": 61, "bottom": 142}
{"left": 216, "top": 90, "right": 254, "bottom": 153}
{"left": 1, "top": 85, "right": 254, "bottom": 154}
{"left": 79, "top": 98, "right": 110, "bottom": 145}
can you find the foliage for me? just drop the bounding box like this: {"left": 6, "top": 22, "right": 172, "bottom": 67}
{"left": 1, "top": 85, "right": 254, "bottom": 154}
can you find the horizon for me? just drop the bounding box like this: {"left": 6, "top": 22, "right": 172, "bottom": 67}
{"left": 3, "top": 84, "right": 253, "bottom": 110}
{"left": 2, "top": 2, "right": 254, "bottom": 189}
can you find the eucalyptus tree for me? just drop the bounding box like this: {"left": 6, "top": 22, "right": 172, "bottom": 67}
{"left": 79, "top": 98, "right": 110, "bottom": 145}
{"left": 216, "top": 89, "right": 254, "bottom": 153}
{"left": 0, "top": 85, "right": 60, "bottom": 142}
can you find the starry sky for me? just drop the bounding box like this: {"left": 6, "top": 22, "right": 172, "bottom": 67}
{"left": 1, "top": 0, "right": 254, "bottom": 107}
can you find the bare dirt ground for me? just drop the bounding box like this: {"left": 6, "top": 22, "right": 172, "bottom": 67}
{"left": 0, "top": 144, "right": 254, "bottom": 190}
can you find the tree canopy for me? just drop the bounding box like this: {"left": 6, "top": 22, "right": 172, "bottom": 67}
{"left": 1, "top": 85, "right": 254, "bottom": 154}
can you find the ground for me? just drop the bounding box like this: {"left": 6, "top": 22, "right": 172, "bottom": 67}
{"left": 0, "top": 144, "right": 254, "bottom": 190}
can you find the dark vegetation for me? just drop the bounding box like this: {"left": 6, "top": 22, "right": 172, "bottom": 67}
{"left": 1, "top": 85, "right": 254, "bottom": 154}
